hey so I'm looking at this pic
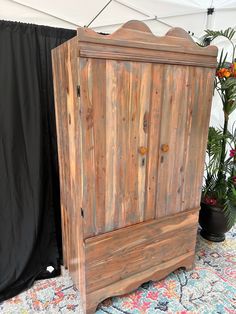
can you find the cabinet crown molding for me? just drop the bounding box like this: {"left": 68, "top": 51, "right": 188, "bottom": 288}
{"left": 77, "top": 20, "right": 218, "bottom": 58}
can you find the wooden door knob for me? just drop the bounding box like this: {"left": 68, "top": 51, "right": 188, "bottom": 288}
{"left": 138, "top": 146, "right": 148, "bottom": 155}
{"left": 161, "top": 144, "right": 169, "bottom": 152}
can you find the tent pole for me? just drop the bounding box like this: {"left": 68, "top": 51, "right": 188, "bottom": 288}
{"left": 206, "top": 7, "right": 215, "bottom": 29}
{"left": 86, "top": 0, "right": 113, "bottom": 27}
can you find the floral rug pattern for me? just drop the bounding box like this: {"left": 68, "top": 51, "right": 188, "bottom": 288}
{"left": 1, "top": 227, "right": 236, "bottom": 314}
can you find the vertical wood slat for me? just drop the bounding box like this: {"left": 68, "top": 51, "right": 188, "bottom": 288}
{"left": 105, "top": 60, "right": 118, "bottom": 231}
{"left": 169, "top": 66, "right": 189, "bottom": 215}
{"left": 144, "top": 64, "right": 163, "bottom": 220}
{"left": 138, "top": 63, "right": 152, "bottom": 221}
{"left": 92, "top": 59, "right": 107, "bottom": 234}
{"left": 155, "top": 65, "right": 190, "bottom": 218}
{"left": 116, "top": 62, "right": 130, "bottom": 228}
{"left": 124, "top": 61, "right": 141, "bottom": 226}
{"left": 180, "top": 66, "right": 195, "bottom": 212}
{"left": 182, "top": 66, "right": 200, "bottom": 210}
{"left": 80, "top": 58, "right": 96, "bottom": 238}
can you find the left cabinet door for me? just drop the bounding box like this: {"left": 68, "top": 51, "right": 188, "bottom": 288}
{"left": 80, "top": 57, "right": 161, "bottom": 238}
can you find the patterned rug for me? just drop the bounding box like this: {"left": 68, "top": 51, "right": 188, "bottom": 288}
{"left": 1, "top": 227, "right": 236, "bottom": 314}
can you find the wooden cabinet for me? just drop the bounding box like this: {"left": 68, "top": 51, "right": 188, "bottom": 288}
{"left": 52, "top": 21, "right": 217, "bottom": 313}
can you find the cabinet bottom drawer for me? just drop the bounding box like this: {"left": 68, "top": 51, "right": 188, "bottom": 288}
{"left": 83, "top": 208, "right": 199, "bottom": 312}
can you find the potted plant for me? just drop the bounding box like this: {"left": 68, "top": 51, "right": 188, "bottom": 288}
{"left": 200, "top": 28, "right": 236, "bottom": 242}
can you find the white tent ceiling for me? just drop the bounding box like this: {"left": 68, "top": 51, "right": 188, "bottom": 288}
{"left": 1, "top": 0, "right": 236, "bottom": 38}
{"left": 1, "top": 0, "right": 236, "bottom": 127}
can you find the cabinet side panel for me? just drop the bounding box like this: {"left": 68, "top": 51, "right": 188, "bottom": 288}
{"left": 52, "top": 38, "right": 86, "bottom": 307}
{"left": 52, "top": 44, "right": 70, "bottom": 268}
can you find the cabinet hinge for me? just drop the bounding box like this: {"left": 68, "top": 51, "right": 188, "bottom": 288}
{"left": 81, "top": 208, "right": 84, "bottom": 218}
{"left": 77, "top": 85, "right": 80, "bottom": 98}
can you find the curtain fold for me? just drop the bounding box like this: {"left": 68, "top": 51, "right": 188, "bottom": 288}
{"left": 0, "top": 20, "right": 76, "bottom": 302}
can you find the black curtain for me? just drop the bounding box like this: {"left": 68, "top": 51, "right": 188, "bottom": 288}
{"left": 0, "top": 20, "right": 76, "bottom": 302}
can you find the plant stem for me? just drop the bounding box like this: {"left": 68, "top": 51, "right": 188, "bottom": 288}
{"left": 218, "top": 112, "right": 229, "bottom": 180}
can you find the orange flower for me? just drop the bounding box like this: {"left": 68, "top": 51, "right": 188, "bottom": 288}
{"left": 216, "top": 67, "right": 231, "bottom": 78}
{"left": 224, "top": 69, "right": 231, "bottom": 77}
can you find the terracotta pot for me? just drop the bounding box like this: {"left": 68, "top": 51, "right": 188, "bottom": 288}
{"left": 199, "top": 202, "right": 232, "bottom": 242}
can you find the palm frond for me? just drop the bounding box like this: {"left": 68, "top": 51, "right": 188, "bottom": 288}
{"left": 217, "top": 49, "right": 228, "bottom": 69}
{"left": 203, "top": 28, "right": 236, "bottom": 42}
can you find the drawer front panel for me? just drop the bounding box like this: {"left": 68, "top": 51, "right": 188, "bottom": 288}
{"left": 85, "top": 209, "right": 199, "bottom": 293}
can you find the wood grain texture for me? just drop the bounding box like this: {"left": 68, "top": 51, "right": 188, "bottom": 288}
{"left": 183, "top": 68, "right": 216, "bottom": 209}
{"left": 76, "top": 21, "right": 217, "bottom": 68}
{"left": 156, "top": 65, "right": 191, "bottom": 217}
{"left": 144, "top": 64, "right": 163, "bottom": 220}
{"left": 77, "top": 21, "right": 217, "bottom": 57}
{"left": 79, "top": 42, "right": 217, "bottom": 68}
{"left": 85, "top": 209, "right": 198, "bottom": 293}
{"left": 52, "top": 37, "right": 86, "bottom": 309}
{"left": 52, "top": 20, "right": 217, "bottom": 313}
{"left": 52, "top": 42, "right": 71, "bottom": 269}
{"left": 86, "top": 252, "right": 195, "bottom": 314}
{"left": 80, "top": 60, "right": 155, "bottom": 236}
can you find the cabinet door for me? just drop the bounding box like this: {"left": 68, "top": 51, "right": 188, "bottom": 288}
{"left": 155, "top": 65, "right": 215, "bottom": 218}
{"left": 80, "top": 58, "right": 214, "bottom": 237}
{"left": 80, "top": 58, "right": 163, "bottom": 238}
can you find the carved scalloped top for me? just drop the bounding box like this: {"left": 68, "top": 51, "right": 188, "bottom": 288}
{"left": 77, "top": 20, "right": 217, "bottom": 57}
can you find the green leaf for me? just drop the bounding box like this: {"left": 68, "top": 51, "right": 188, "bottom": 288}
{"left": 221, "top": 78, "right": 236, "bottom": 115}
{"left": 203, "top": 28, "right": 236, "bottom": 43}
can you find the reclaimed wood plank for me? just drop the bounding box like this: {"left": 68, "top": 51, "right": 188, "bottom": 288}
{"left": 85, "top": 209, "right": 199, "bottom": 293}
{"left": 124, "top": 62, "right": 141, "bottom": 225}
{"left": 115, "top": 61, "right": 131, "bottom": 228}
{"left": 105, "top": 60, "right": 118, "bottom": 232}
{"left": 91, "top": 59, "right": 107, "bottom": 235}
{"left": 145, "top": 63, "right": 163, "bottom": 220}
{"left": 80, "top": 57, "right": 96, "bottom": 238}
{"left": 86, "top": 252, "right": 195, "bottom": 314}
{"left": 138, "top": 63, "right": 152, "bottom": 221}
{"left": 52, "top": 43, "right": 70, "bottom": 268}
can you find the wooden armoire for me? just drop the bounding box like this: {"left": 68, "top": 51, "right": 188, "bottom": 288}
{"left": 52, "top": 21, "right": 217, "bottom": 313}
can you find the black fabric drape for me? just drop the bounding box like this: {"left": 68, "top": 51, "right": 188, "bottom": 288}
{"left": 0, "top": 20, "right": 76, "bottom": 302}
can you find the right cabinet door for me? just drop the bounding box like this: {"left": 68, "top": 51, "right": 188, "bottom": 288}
{"left": 154, "top": 64, "right": 215, "bottom": 218}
